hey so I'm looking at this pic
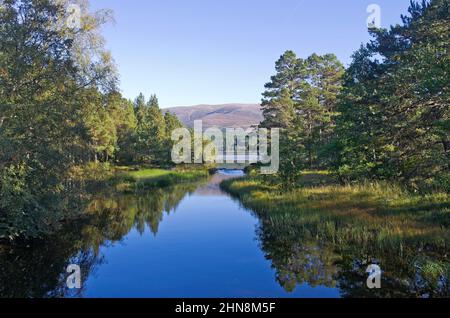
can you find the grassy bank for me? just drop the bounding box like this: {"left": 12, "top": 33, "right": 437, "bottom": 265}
{"left": 72, "top": 163, "right": 211, "bottom": 193}
{"left": 221, "top": 172, "right": 450, "bottom": 249}
{"left": 1, "top": 165, "right": 209, "bottom": 242}
{"left": 220, "top": 172, "right": 450, "bottom": 296}
{"left": 114, "top": 167, "right": 210, "bottom": 192}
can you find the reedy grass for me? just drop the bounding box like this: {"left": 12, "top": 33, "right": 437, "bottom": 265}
{"left": 71, "top": 163, "right": 210, "bottom": 193}
{"left": 113, "top": 167, "right": 210, "bottom": 192}
{"left": 221, "top": 172, "right": 450, "bottom": 252}
{"left": 222, "top": 176, "right": 449, "bottom": 296}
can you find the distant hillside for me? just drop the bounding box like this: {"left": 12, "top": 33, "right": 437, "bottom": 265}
{"left": 164, "top": 103, "right": 263, "bottom": 129}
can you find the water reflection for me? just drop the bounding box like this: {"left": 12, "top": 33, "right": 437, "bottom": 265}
{"left": 0, "top": 182, "right": 201, "bottom": 298}
{"left": 0, "top": 172, "right": 448, "bottom": 298}
{"left": 252, "top": 207, "right": 449, "bottom": 298}
{"left": 194, "top": 170, "right": 244, "bottom": 196}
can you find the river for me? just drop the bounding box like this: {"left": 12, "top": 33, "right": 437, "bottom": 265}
{"left": 0, "top": 171, "right": 447, "bottom": 298}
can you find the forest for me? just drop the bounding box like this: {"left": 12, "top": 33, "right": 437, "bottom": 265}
{"left": 0, "top": 0, "right": 448, "bottom": 242}
{"left": 218, "top": 1, "right": 449, "bottom": 296}
{"left": 259, "top": 0, "right": 448, "bottom": 188}
{"left": 0, "top": 0, "right": 185, "bottom": 239}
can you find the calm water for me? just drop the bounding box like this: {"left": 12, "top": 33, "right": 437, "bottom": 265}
{"left": 0, "top": 171, "right": 448, "bottom": 298}
{"left": 80, "top": 171, "right": 338, "bottom": 298}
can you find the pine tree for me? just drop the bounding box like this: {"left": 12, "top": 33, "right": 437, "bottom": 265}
{"left": 163, "top": 111, "right": 184, "bottom": 164}
{"left": 299, "top": 54, "right": 344, "bottom": 168}
{"left": 146, "top": 95, "right": 167, "bottom": 165}
{"left": 261, "top": 51, "right": 344, "bottom": 183}
{"left": 107, "top": 93, "right": 137, "bottom": 164}
{"left": 261, "top": 51, "right": 301, "bottom": 129}
{"left": 335, "top": 0, "right": 449, "bottom": 188}
{"left": 134, "top": 93, "right": 147, "bottom": 124}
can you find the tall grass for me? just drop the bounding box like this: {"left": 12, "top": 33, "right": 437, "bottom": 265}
{"left": 71, "top": 163, "right": 210, "bottom": 193}
{"left": 113, "top": 167, "right": 210, "bottom": 192}
{"left": 221, "top": 173, "right": 450, "bottom": 251}
{"left": 221, "top": 172, "right": 449, "bottom": 296}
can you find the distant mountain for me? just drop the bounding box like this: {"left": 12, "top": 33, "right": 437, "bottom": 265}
{"left": 164, "top": 103, "right": 263, "bottom": 129}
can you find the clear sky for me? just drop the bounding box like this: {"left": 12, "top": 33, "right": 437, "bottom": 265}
{"left": 91, "top": 0, "right": 413, "bottom": 108}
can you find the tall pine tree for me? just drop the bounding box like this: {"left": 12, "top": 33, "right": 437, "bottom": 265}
{"left": 335, "top": 0, "right": 449, "bottom": 188}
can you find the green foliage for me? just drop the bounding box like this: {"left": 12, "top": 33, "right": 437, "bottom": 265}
{"left": 0, "top": 0, "right": 116, "bottom": 239}
{"left": 221, "top": 174, "right": 450, "bottom": 250}
{"left": 333, "top": 0, "right": 449, "bottom": 187}
{"left": 0, "top": 181, "right": 202, "bottom": 297}
{"left": 130, "top": 93, "right": 183, "bottom": 166}
{"left": 110, "top": 168, "right": 209, "bottom": 192}
{"left": 107, "top": 92, "right": 137, "bottom": 163}
{"left": 261, "top": 51, "right": 344, "bottom": 184}
{"left": 0, "top": 1, "right": 184, "bottom": 239}
{"left": 221, "top": 174, "right": 450, "bottom": 296}
{"left": 260, "top": 0, "right": 448, "bottom": 192}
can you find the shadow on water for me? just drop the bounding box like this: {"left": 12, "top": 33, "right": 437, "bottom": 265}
{"left": 0, "top": 170, "right": 448, "bottom": 298}
{"left": 227, "top": 190, "right": 449, "bottom": 298}
{"left": 0, "top": 182, "right": 202, "bottom": 298}
{"left": 253, "top": 216, "right": 449, "bottom": 298}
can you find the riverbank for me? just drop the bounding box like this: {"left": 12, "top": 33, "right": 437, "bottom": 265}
{"left": 72, "top": 163, "right": 211, "bottom": 193}
{"left": 113, "top": 167, "right": 210, "bottom": 192}
{"left": 2, "top": 170, "right": 449, "bottom": 297}
{"left": 221, "top": 171, "right": 449, "bottom": 252}
{"left": 0, "top": 165, "right": 211, "bottom": 243}
{"left": 220, "top": 172, "right": 450, "bottom": 296}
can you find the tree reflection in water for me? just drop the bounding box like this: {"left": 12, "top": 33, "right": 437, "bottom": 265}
{"left": 1, "top": 175, "right": 448, "bottom": 298}
{"left": 253, "top": 209, "right": 449, "bottom": 298}
{"left": 0, "top": 182, "right": 200, "bottom": 298}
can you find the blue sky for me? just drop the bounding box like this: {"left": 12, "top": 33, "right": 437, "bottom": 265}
{"left": 91, "top": 0, "right": 413, "bottom": 108}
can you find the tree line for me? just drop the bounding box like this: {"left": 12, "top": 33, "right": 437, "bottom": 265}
{"left": 260, "top": 0, "right": 448, "bottom": 190}
{"left": 72, "top": 89, "right": 182, "bottom": 166}
{"left": 0, "top": 0, "right": 448, "bottom": 240}
{"left": 0, "top": 0, "right": 182, "bottom": 239}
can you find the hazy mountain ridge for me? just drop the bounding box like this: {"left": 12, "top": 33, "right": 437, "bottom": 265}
{"left": 164, "top": 103, "right": 263, "bottom": 128}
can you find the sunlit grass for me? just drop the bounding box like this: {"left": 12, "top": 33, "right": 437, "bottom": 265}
{"left": 126, "top": 169, "right": 172, "bottom": 179}
{"left": 72, "top": 163, "right": 210, "bottom": 193}
{"left": 116, "top": 168, "right": 209, "bottom": 191}
{"left": 221, "top": 172, "right": 450, "bottom": 250}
